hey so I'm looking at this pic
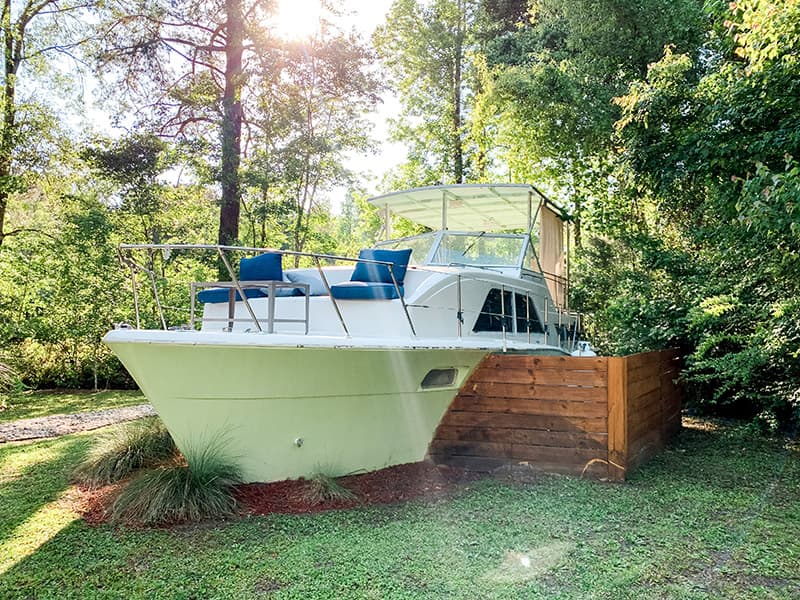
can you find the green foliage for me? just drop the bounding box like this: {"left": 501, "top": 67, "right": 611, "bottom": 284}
{"left": 375, "top": 0, "right": 476, "bottom": 185}
{"left": 73, "top": 418, "right": 177, "bottom": 488}
{"left": 111, "top": 442, "right": 242, "bottom": 525}
{"left": 608, "top": 0, "right": 800, "bottom": 427}
{"left": 303, "top": 472, "right": 358, "bottom": 504}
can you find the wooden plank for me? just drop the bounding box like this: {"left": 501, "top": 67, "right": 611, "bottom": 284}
{"left": 484, "top": 354, "right": 608, "bottom": 372}
{"left": 627, "top": 428, "right": 663, "bottom": 471}
{"left": 627, "top": 361, "right": 662, "bottom": 386}
{"left": 430, "top": 454, "right": 608, "bottom": 478}
{"left": 429, "top": 454, "right": 509, "bottom": 472}
{"left": 428, "top": 439, "right": 605, "bottom": 465}
{"left": 449, "top": 395, "right": 608, "bottom": 418}
{"left": 461, "top": 382, "right": 607, "bottom": 402}
{"left": 628, "top": 387, "right": 661, "bottom": 414}
{"left": 627, "top": 376, "right": 660, "bottom": 403}
{"left": 469, "top": 367, "right": 607, "bottom": 387}
{"left": 607, "top": 356, "right": 627, "bottom": 481}
{"left": 434, "top": 425, "right": 608, "bottom": 450}
{"left": 663, "top": 415, "right": 682, "bottom": 439}
{"left": 440, "top": 411, "right": 608, "bottom": 433}
{"left": 623, "top": 351, "right": 664, "bottom": 371}
{"left": 629, "top": 412, "right": 663, "bottom": 443}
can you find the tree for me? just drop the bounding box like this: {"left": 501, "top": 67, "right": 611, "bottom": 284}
{"left": 486, "top": 0, "right": 704, "bottom": 242}
{"left": 241, "top": 27, "right": 380, "bottom": 259}
{"left": 612, "top": 0, "right": 800, "bottom": 426}
{"left": 0, "top": 0, "right": 93, "bottom": 245}
{"left": 93, "top": 0, "right": 273, "bottom": 246}
{"left": 375, "top": 0, "right": 475, "bottom": 185}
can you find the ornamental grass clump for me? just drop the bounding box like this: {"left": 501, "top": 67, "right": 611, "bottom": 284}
{"left": 73, "top": 417, "right": 178, "bottom": 488}
{"left": 111, "top": 444, "right": 243, "bottom": 525}
{"left": 0, "top": 362, "right": 16, "bottom": 409}
{"left": 303, "top": 472, "right": 358, "bottom": 504}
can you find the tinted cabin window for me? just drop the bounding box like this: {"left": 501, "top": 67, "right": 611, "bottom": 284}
{"left": 473, "top": 288, "right": 512, "bottom": 332}
{"left": 515, "top": 293, "right": 545, "bottom": 334}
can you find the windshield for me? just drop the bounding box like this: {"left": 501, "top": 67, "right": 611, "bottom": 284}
{"left": 375, "top": 233, "right": 438, "bottom": 265}
{"left": 431, "top": 233, "right": 525, "bottom": 267}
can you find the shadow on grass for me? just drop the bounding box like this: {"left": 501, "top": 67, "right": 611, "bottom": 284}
{"left": 0, "top": 435, "right": 92, "bottom": 547}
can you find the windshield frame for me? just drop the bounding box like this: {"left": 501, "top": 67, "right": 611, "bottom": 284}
{"left": 378, "top": 231, "right": 529, "bottom": 269}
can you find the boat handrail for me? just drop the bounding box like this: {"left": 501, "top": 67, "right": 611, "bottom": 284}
{"left": 117, "top": 243, "right": 416, "bottom": 338}
{"left": 404, "top": 263, "right": 582, "bottom": 351}
{"left": 117, "top": 243, "right": 582, "bottom": 352}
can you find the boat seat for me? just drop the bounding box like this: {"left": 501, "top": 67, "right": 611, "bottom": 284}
{"left": 329, "top": 281, "right": 404, "bottom": 300}
{"left": 329, "top": 248, "right": 412, "bottom": 301}
{"left": 197, "top": 252, "right": 290, "bottom": 304}
{"left": 197, "top": 287, "right": 268, "bottom": 304}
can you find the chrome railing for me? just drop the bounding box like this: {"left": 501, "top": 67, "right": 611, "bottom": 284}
{"left": 117, "top": 243, "right": 416, "bottom": 338}
{"left": 117, "top": 243, "right": 582, "bottom": 352}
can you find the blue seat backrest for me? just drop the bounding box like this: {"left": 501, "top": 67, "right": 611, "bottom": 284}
{"left": 239, "top": 252, "right": 283, "bottom": 281}
{"left": 350, "top": 248, "right": 412, "bottom": 285}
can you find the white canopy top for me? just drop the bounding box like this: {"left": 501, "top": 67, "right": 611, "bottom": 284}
{"left": 367, "top": 184, "right": 549, "bottom": 231}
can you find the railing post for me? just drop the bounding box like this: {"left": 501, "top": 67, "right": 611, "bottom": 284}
{"left": 130, "top": 264, "right": 141, "bottom": 329}
{"left": 216, "top": 247, "right": 262, "bottom": 333}
{"left": 500, "top": 285, "right": 507, "bottom": 352}
{"left": 457, "top": 274, "right": 463, "bottom": 339}
{"left": 389, "top": 264, "right": 416, "bottom": 337}
{"left": 315, "top": 255, "right": 350, "bottom": 337}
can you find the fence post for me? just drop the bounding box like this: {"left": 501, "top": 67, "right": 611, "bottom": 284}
{"left": 607, "top": 356, "right": 628, "bottom": 481}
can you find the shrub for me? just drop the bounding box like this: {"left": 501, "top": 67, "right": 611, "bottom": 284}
{"left": 73, "top": 418, "right": 177, "bottom": 487}
{"left": 302, "top": 472, "right": 357, "bottom": 504}
{"left": 111, "top": 443, "right": 243, "bottom": 525}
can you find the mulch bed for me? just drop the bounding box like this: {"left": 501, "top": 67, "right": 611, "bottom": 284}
{"left": 76, "top": 461, "right": 483, "bottom": 525}
{"left": 236, "top": 461, "right": 483, "bottom": 516}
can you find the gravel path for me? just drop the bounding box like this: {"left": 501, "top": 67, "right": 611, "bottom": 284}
{"left": 0, "top": 404, "right": 156, "bottom": 443}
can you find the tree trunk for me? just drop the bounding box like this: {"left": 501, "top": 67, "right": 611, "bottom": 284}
{"left": 218, "top": 0, "right": 244, "bottom": 248}
{"left": 0, "top": 0, "right": 17, "bottom": 246}
{"left": 451, "top": 0, "right": 465, "bottom": 184}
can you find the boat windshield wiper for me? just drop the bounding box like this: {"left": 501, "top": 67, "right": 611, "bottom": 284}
{"left": 460, "top": 231, "right": 486, "bottom": 257}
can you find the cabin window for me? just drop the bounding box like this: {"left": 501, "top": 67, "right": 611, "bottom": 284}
{"left": 515, "top": 293, "right": 545, "bottom": 334}
{"left": 421, "top": 368, "right": 458, "bottom": 389}
{"left": 473, "top": 288, "right": 513, "bottom": 332}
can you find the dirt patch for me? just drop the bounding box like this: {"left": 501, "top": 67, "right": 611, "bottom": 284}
{"left": 0, "top": 404, "right": 155, "bottom": 443}
{"left": 76, "top": 461, "right": 483, "bottom": 525}
{"left": 73, "top": 482, "right": 126, "bottom": 525}
{"left": 236, "top": 461, "right": 483, "bottom": 516}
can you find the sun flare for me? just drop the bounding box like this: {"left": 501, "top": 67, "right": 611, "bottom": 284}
{"left": 273, "top": 0, "right": 324, "bottom": 40}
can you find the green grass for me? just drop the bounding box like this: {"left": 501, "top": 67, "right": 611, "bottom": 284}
{"left": 72, "top": 418, "right": 177, "bottom": 488}
{"left": 0, "top": 389, "right": 145, "bottom": 422}
{"left": 0, "top": 418, "right": 798, "bottom": 599}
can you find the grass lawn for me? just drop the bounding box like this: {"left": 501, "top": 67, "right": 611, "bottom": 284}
{"left": 0, "top": 390, "right": 145, "bottom": 422}
{"left": 0, "top": 418, "right": 798, "bottom": 599}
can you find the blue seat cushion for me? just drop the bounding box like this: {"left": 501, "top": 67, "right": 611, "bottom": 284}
{"left": 330, "top": 281, "right": 404, "bottom": 300}
{"left": 197, "top": 287, "right": 267, "bottom": 304}
{"left": 351, "top": 248, "right": 412, "bottom": 285}
{"left": 239, "top": 252, "right": 283, "bottom": 281}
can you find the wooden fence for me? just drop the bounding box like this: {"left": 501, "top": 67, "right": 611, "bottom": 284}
{"left": 429, "top": 349, "right": 682, "bottom": 480}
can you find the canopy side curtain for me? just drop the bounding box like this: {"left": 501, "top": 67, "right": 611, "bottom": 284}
{"left": 539, "top": 206, "right": 566, "bottom": 308}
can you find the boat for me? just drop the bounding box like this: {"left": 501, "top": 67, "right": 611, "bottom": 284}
{"left": 104, "top": 184, "right": 585, "bottom": 483}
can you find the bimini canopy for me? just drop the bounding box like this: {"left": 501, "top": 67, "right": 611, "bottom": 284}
{"left": 368, "top": 184, "right": 550, "bottom": 231}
